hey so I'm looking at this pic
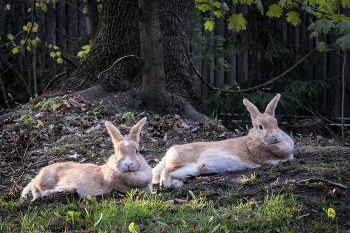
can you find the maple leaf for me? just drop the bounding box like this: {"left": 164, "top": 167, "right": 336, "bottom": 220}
{"left": 227, "top": 13, "right": 247, "bottom": 32}
{"left": 266, "top": 4, "right": 283, "bottom": 18}
{"left": 286, "top": 11, "right": 301, "bottom": 26}
{"left": 317, "top": 42, "right": 326, "bottom": 52}
{"left": 336, "top": 35, "right": 350, "bottom": 50}
{"left": 337, "top": 20, "right": 350, "bottom": 34}
{"left": 12, "top": 47, "right": 19, "bottom": 54}
{"left": 308, "top": 18, "right": 335, "bottom": 34}
{"left": 204, "top": 20, "right": 215, "bottom": 31}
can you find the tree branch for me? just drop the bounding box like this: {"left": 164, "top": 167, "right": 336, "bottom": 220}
{"left": 97, "top": 55, "right": 141, "bottom": 79}
{"left": 43, "top": 72, "right": 67, "bottom": 94}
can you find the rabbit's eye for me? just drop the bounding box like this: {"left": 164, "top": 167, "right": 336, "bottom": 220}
{"left": 135, "top": 149, "right": 138, "bottom": 154}
{"left": 258, "top": 125, "right": 264, "bottom": 130}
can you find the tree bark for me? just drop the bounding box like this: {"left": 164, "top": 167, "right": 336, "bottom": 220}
{"left": 138, "top": 0, "right": 165, "bottom": 111}
{"left": 56, "top": 0, "right": 199, "bottom": 111}
{"left": 84, "top": 0, "right": 99, "bottom": 47}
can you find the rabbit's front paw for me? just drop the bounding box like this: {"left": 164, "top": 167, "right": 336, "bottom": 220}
{"left": 172, "top": 179, "right": 184, "bottom": 187}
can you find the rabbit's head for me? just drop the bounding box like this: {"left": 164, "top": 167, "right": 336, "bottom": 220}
{"left": 243, "top": 94, "right": 286, "bottom": 145}
{"left": 105, "top": 117, "right": 147, "bottom": 173}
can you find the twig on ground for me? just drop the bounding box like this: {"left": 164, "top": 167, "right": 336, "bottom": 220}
{"left": 296, "top": 178, "right": 349, "bottom": 189}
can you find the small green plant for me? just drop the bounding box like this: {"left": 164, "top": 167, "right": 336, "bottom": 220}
{"left": 64, "top": 210, "right": 81, "bottom": 225}
{"left": 35, "top": 98, "right": 58, "bottom": 112}
{"left": 6, "top": 93, "right": 23, "bottom": 108}
{"left": 235, "top": 128, "right": 244, "bottom": 135}
{"left": 1, "top": 201, "right": 14, "bottom": 216}
{"left": 17, "top": 109, "right": 33, "bottom": 125}
{"left": 152, "top": 114, "right": 159, "bottom": 120}
{"left": 85, "top": 195, "right": 97, "bottom": 209}
{"left": 119, "top": 111, "right": 135, "bottom": 119}
{"left": 129, "top": 222, "right": 140, "bottom": 233}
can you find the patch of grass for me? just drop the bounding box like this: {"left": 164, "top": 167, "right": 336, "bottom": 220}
{"left": 1, "top": 188, "right": 345, "bottom": 232}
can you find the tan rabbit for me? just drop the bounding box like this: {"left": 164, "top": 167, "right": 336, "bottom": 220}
{"left": 21, "top": 117, "right": 152, "bottom": 200}
{"left": 153, "top": 94, "right": 294, "bottom": 187}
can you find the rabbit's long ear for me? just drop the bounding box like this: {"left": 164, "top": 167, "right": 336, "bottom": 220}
{"left": 264, "top": 94, "right": 281, "bottom": 117}
{"left": 243, "top": 98, "right": 260, "bottom": 121}
{"left": 105, "top": 121, "right": 124, "bottom": 145}
{"left": 129, "top": 117, "right": 147, "bottom": 143}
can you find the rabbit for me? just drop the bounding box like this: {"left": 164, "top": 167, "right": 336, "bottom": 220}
{"left": 21, "top": 117, "right": 152, "bottom": 200}
{"left": 152, "top": 94, "right": 294, "bottom": 187}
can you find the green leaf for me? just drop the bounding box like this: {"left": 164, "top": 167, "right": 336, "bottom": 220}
{"left": 286, "top": 11, "right": 301, "bottom": 26}
{"left": 213, "top": 2, "right": 221, "bottom": 8}
{"left": 77, "top": 51, "right": 85, "bottom": 58}
{"left": 301, "top": 5, "right": 315, "bottom": 15}
{"left": 327, "top": 208, "right": 336, "bottom": 220}
{"left": 23, "top": 26, "right": 28, "bottom": 31}
{"left": 54, "top": 46, "right": 59, "bottom": 50}
{"left": 308, "top": 18, "right": 335, "bottom": 34}
{"left": 189, "top": 190, "right": 196, "bottom": 199}
{"left": 198, "top": 3, "right": 209, "bottom": 12}
{"left": 56, "top": 51, "right": 61, "bottom": 57}
{"left": 227, "top": 13, "right": 247, "bottom": 31}
{"left": 82, "top": 45, "right": 90, "bottom": 50}
{"left": 266, "top": 4, "right": 283, "bottom": 18}
{"left": 54, "top": 212, "right": 62, "bottom": 218}
{"left": 26, "top": 46, "right": 31, "bottom": 51}
{"left": 254, "top": 0, "right": 264, "bottom": 15}
{"left": 128, "top": 222, "right": 140, "bottom": 233}
{"left": 341, "top": 0, "right": 350, "bottom": 8}
{"left": 50, "top": 52, "right": 56, "bottom": 58}
{"left": 330, "top": 14, "right": 350, "bottom": 23}
{"left": 28, "top": 8, "right": 31, "bottom": 12}
{"left": 303, "top": 0, "right": 316, "bottom": 6}
{"left": 157, "top": 221, "right": 169, "bottom": 227}
{"left": 336, "top": 35, "right": 350, "bottom": 50}
{"left": 204, "top": 20, "right": 215, "bottom": 31}
{"left": 317, "top": 41, "right": 326, "bottom": 52}
{"left": 35, "top": 37, "right": 41, "bottom": 43}
{"left": 57, "top": 58, "right": 63, "bottom": 64}
{"left": 7, "top": 34, "right": 14, "bottom": 40}
{"left": 12, "top": 47, "right": 19, "bottom": 54}
{"left": 337, "top": 20, "right": 350, "bottom": 34}
{"left": 214, "top": 11, "right": 222, "bottom": 18}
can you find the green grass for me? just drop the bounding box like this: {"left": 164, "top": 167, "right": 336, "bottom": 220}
{"left": 0, "top": 188, "right": 345, "bottom": 232}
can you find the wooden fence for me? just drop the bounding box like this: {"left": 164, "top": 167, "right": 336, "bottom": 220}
{"left": 189, "top": 4, "right": 350, "bottom": 119}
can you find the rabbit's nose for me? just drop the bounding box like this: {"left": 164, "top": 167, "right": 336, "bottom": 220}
{"left": 272, "top": 135, "right": 279, "bottom": 142}
{"left": 124, "top": 162, "right": 133, "bottom": 167}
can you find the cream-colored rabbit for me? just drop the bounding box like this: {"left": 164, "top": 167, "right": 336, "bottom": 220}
{"left": 153, "top": 94, "right": 294, "bottom": 187}
{"left": 21, "top": 117, "right": 152, "bottom": 200}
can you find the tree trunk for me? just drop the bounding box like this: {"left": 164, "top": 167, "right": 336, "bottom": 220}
{"left": 84, "top": 0, "right": 99, "bottom": 47}
{"left": 56, "top": 0, "right": 199, "bottom": 111}
{"left": 138, "top": 0, "right": 165, "bottom": 111}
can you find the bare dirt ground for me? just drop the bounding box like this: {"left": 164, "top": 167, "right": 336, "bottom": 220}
{"left": 0, "top": 88, "right": 349, "bottom": 231}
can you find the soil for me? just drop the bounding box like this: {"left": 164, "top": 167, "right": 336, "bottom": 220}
{"left": 0, "top": 87, "right": 350, "bottom": 230}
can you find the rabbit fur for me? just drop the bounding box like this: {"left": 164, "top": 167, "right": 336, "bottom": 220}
{"left": 21, "top": 117, "right": 152, "bottom": 200}
{"left": 153, "top": 94, "right": 294, "bottom": 187}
